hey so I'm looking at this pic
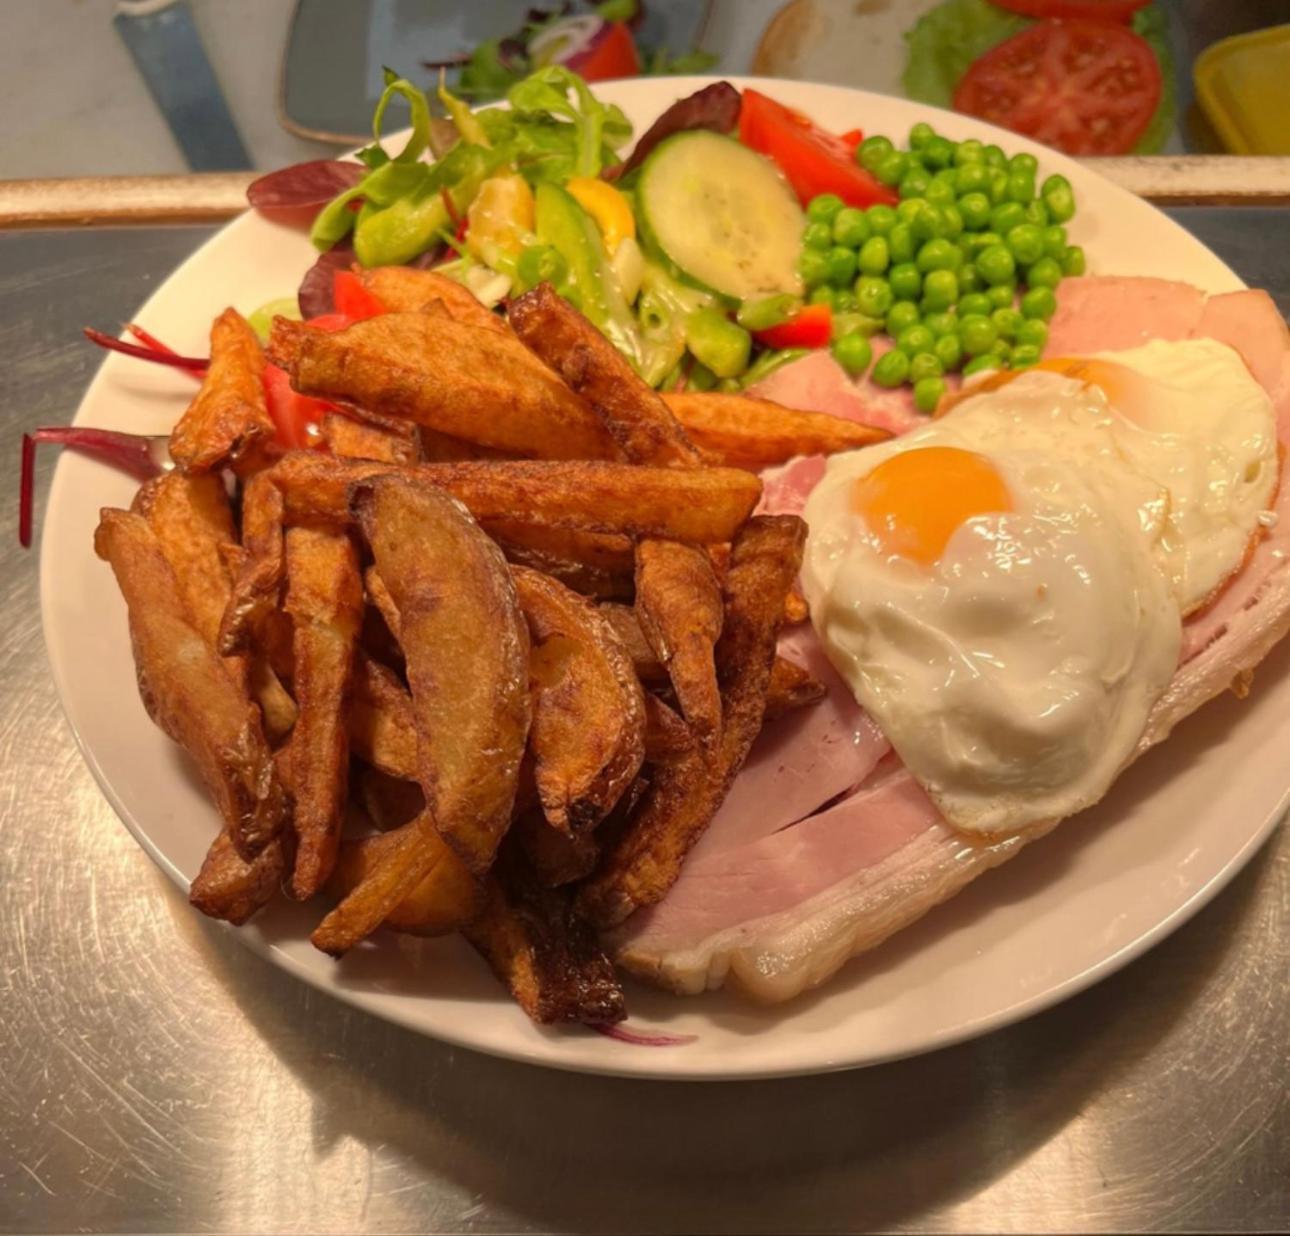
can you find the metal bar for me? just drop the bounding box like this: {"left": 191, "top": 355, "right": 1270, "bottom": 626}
{"left": 1, "top": 158, "right": 1288, "bottom": 229}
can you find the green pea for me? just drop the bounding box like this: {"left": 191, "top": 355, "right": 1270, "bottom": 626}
{"left": 922, "top": 268, "right": 959, "bottom": 311}
{"left": 990, "top": 339, "right": 1013, "bottom": 364}
{"left": 885, "top": 300, "right": 921, "bottom": 336}
{"left": 963, "top": 354, "right": 1000, "bottom": 377}
{"left": 872, "top": 348, "right": 911, "bottom": 388}
{"left": 955, "top": 164, "right": 990, "bottom": 198}
{"left": 925, "top": 136, "right": 956, "bottom": 169}
{"left": 1007, "top": 171, "right": 1036, "bottom": 204}
{"left": 1041, "top": 173, "right": 1071, "bottom": 197}
{"left": 851, "top": 313, "right": 887, "bottom": 336}
{"left": 831, "top": 311, "right": 863, "bottom": 340}
{"left": 827, "top": 245, "right": 858, "bottom": 285}
{"left": 836, "top": 290, "right": 860, "bottom": 313}
{"left": 888, "top": 222, "right": 915, "bottom": 264}
{"left": 1015, "top": 318, "right": 1048, "bottom": 350}
{"left": 736, "top": 293, "right": 801, "bottom": 332}
{"left": 899, "top": 168, "right": 932, "bottom": 200}
{"left": 896, "top": 198, "right": 923, "bottom": 226}
{"left": 954, "top": 139, "right": 984, "bottom": 166}
{"left": 877, "top": 150, "right": 909, "bottom": 187}
{"left": 1020, "top": 285, "right": 1057, "bottom": 320}
{"left": 866, "top": 204, "right": 897, "bottom": 235}
{"left": 914, "top": 376, "right": 947, "bottom": 414}
{"left": 958, "top": 262, "right": 982, "bottom": 293}
{"left": 1027, "top": 256, "right": 1062, "bottom": 288}
{"left": 890, "top": 262, "right": 922, "bottom": 300}
{"left": 909, "top": 122, "right": 936, "bottom": 150}
{"left": 798, "top": 248, "right": 831, "bottom": 289}
{"left": 923, "top": 310, "right": 957, "bottom": 338}
{"left": 803, "top": 220, "right": 833, "bottom": 250}
{"left": 989, "top": 170, "right": 1010, "bottom": 204}
{"left": 1012, "top": 343, "right": 1042, "bottom": 368}
{"left": 898, "top": 324, "right": 935, "bottom": 356}
{"left": 1042, "top": 174, "right": 1075, "bottom": 222}
{"left": 933, "top": 333, "right": 963, "bottom": 371}
{"left": 1061, "top": 245, "right": 1086, "bottom": 276}
{"left": 909, "top": 351, "right": 944, "bottom": 383}
{"left": 989, "top": 202, "right": 1026, "bottom": 235}
{"left": 959, "top": 313, "right": 998, "bottom": 355}
{"left": 1010, "top": 152, "right": 1038, "bottom": 176}
{"left": 925, "top": 178, "right": 956, "bottom": 209}
{"left": 807, "top": 193, "right": 845, "bottom": 224}
{"left": 832, "top": 206, "right": 870, "bottom": 247}
{"left": 1023, "top": 199, "right": 1049, "bottom": 228}
{"left": 978, "top": 244, "right": 1016, "bottom": 286}
{"left": 809, "top": 285, "right": 838, "bottom": 308}
{"left": 986, "top": 282, "right": 1017, "bottom": 309}
{"left": 958, "top": 191, "right": 991, "bottom": 231}
{"left": 915, "top": 238, "right": 958, "bottom": 273}
{"left": 1006, "top": 223, "right": 1045, "bottom": 265}
{"left": 983, "top": 144, "right": 1007, "bottom": 169}
{"left": 1042, "top": 224, "right": 1068, "bottom": 259}
{"left": 964, "top": 229, "right": 1003, "bottom": 256}
{"left": 854, "top": 276, "right": 894, "bottom": 318}
{"left": 857, "top": 237, "right": 889, "bottom": 276}
{"left": 831, "top": 331, "right": 873, "bottom": 377}
{"left": 858, "top": 135, "right": 893, "bottom": 172}
{"left": 959, "top": 292, "right": 991, "bottom": 318}
{"left": 940, "top": 204, "right": 964, "bottom": 238}
{"left": 990, "top": 306, "right": 1022, "bottom": 339}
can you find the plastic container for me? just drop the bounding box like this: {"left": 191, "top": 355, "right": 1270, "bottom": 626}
{"left": 1194, "top": 24, "right": 1290, "bottom": 155}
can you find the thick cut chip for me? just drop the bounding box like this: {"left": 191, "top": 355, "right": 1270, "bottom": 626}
{"left": 320, "top": 411, "right": 420, "bottom": 464}
{"left": 170, "top": 308, "right": 272, "bottom": 473}
{"left": 643, "top": 694, "right": 695, "bottom": 761}
{"left": 514, "top": 810, "right": 601, "bottom": 887}
{"left": 465, "top": 858, "right": 626, "bottom": 1025}
{"left": 311, "top": 811, "right": 478, "bottom": 955}
{"left": 509, "top": 283, "right": 700, "bottom": 467}
{"left": 363, "top": 567, "right": 403, "bottom": 642}
{"left": 267, "top": 313, "right": 617, "bottom": 460}
{"left": 764, "top": 656, "right": 827, "bottom": 720}
{"left": 662, "top": 392, "right": 887, "bottom": 469}
{"left": 634, "top": 539, "right": 724, "bottom": 745}
{"left": 354, "top": 763, "right": 425, "bottom": 831}
{"left": 360, "top": 266, "right": 506, "bottom": 332}
{"left": 513, "top": 567, "right": 646, "bottom": 835}
{"left": 328, "top": 827, "right": 482, "bottom": 935}
{"left": 283, "top": 526, "right": 362, "bottom": 898}
{"left": 219, "top": 471, "right": 287, "bottom": 657}
{"left": 578, "top": 516, "right": 806, "bottom": 927}
{"left": 266, "top": 454, "right": 763, "bottom": 545}
{"left": 354, "top": 476, "right": 531, "bottom": 875}
{"left": 95, "top": 509, "right": 287, "bottom": 859}
{"left": 348, "top": 653, "right": 418, "bottom": 780}
{"left": 189, "top": 830, "right": 288, "bottom": 925}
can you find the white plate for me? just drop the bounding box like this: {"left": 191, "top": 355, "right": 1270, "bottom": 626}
{"left": 41, "top": 77, "right": 1288, "bottom": 1080}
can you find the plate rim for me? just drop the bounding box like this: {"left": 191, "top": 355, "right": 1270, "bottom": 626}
{"left": 39, "top": 75, "right": 1287, "bottom": 1080}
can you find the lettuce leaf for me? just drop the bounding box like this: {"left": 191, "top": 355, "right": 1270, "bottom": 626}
{"left": 902, "top": 0, "right": 1030, "bottom": 109}
{"left": 1131, "top": 3, "right": 1175, "bottom": 155}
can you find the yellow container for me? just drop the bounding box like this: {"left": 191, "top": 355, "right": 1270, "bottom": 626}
{"left": 1194, "top": 24, "right": 1290, "bottom": 155}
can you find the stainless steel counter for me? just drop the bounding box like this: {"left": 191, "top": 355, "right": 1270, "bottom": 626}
{"left": 1, "top": 217, "right": 1286, "bottom": 1234}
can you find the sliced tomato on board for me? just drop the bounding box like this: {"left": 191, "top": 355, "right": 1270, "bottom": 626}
{"left": 953, "top": 19, "right": 1162, "bottom": 155}
{"left": 988, "top": 0, "right": 1149, "bottom": 19}
{"left": 739, "top": 90, "right": 896, "bottom": 209}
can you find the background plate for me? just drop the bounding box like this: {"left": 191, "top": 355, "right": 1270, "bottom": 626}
{"left": 40, "top": 77, "right": 1287, "bottom": 1079}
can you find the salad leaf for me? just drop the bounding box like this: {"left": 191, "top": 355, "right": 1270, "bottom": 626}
{"left": 1130, "top": 2, "right": 1175, "bottom": 155}
{"left": 508, "top": 65, "right": 631, "bottom": 178}
{"left": 902, "top": 0, "right": 1029, "bottom": 109}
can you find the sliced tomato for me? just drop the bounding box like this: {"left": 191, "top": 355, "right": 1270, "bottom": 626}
{"left": 573, "top": 20, "right": 641, "bottom": 81}
{"left": 262, "top": 364, "right": 331, "bottom": 451}
{"left": 953, "top": 20, "right": 1162, "bottom": 155}
{"left": 303, "top": 312, "right": 353, "bottom": 332}
{"left": 839, "top": 128, "right": 865, "bottom": 151}
{"left": 754, "top": 304, "right": 832, "bottom": 351}
{"left": 989, "top": 0, "right": 1149, "bottom": 19}
{"left": 332, "top": 270, "right": 385, "bottom": 320}
{"left": 739, "top": 90, "right": 896, "bottom": 209}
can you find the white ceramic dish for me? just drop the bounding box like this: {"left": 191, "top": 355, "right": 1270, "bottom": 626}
{"left": 41, "top": 77, "right": 1288, "bottom": 1080}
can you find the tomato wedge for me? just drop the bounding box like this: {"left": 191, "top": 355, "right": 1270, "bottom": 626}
{"left": 754, "top": 304, "right": 832, "bottom": 350}
{"left": 953, "top": 19, "right": 1162, "bottom": 155}
{"left": 989, "top": 0, "right": 1149, "bottom": 19}
{"left": 739, "top": 90, "right": 896, "bottom": 209}
{"left": 262, "top": 364, "right": 332, "bottom": 451}
{"left": 332, "top": 269, "right": 386, "bottom": 320}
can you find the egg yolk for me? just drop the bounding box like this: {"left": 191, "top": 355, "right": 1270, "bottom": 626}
{"left": 852, "top": 446, "right": 1013, "bottom": 564}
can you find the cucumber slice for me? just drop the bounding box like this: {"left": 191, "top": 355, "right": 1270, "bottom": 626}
{"left": 638, "top": 131, "right": 805, "bottom": 301}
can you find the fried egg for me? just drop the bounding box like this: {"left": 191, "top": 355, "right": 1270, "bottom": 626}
{"left": 801, "top": 337, "right": 1277, "bottom": 836}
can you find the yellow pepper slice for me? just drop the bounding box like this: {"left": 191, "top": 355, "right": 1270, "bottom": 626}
{"left": 466, "top": 174, "right": 535, "bottom": 263}
{"left": 565, "top": 178, "right": 636, "bottom": 253}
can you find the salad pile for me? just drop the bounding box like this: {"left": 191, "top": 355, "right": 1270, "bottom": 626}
{"left": 247, "top": 68, "right": 1084, "bottom": 421}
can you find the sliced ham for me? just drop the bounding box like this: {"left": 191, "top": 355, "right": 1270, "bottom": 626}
{"left": 616, "top": 276, "right": 1290, "bottom": 1002}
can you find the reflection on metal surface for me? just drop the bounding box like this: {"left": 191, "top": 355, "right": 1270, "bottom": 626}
{"left": 0, "top": 223, "right": 1286, "bottom": 1232}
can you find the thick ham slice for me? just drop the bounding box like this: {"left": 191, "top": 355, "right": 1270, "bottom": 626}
{"left": 615, "top": 277, "right": 1290, "bottom": 1002}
